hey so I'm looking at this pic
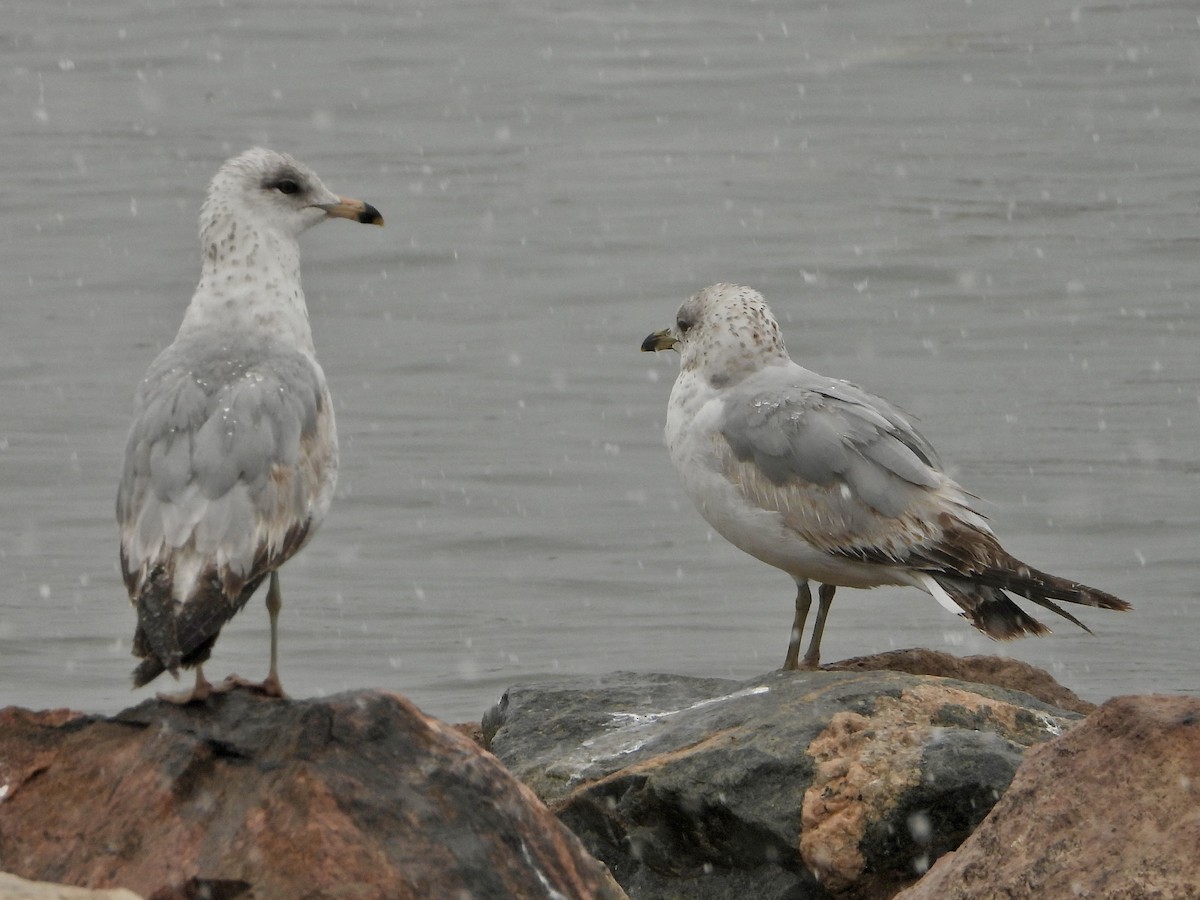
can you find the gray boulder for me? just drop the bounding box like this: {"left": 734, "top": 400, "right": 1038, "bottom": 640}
{"left": 484, "top": 655, "right": 1082, "bottom": 899}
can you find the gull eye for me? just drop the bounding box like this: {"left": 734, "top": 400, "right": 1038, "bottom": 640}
{"left": 677, "top": 317, "right": 693, "bottom": 334}
{"left": 274, "top": 179, "right": 301, "bottom": 195}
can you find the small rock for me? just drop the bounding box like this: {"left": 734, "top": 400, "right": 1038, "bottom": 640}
{"left": 0, "top": 872, "right": 142, "bottom": 900}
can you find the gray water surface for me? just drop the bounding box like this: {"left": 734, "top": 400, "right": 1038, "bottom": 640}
{"left": 2, "top": 1, "right": 1196, "bottom": 722}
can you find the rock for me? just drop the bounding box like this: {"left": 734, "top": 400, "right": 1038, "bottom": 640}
{"left": 0, "top": 872, "right": 142, "bottom": 900}
{"left": 896, "top": 694, "right": 1200, "bottom": 900}
{"left": 828, "top": 649, "right": 1095, "bottom": 716}
{"left": 0, "top": 692, "right": 626, "bottom": 900}
{"left": 484, "top": 656, "right": 1082, "bottom": 899}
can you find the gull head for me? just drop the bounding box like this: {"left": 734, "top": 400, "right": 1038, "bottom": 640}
{"left": 641, "top": 283, "right": 789, "bottom": 383}
{"left": 200, "top": 147, "right": 383, "bottom": 250}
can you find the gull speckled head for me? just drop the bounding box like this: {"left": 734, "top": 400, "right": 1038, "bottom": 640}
{"left": 199, "top": 147, "right": 383, "bottom": 249}
{"left": 641, "top": 283, "right": 790, "bottom": 383}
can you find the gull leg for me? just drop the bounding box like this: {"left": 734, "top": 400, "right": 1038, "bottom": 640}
{"left": 262, "top": 570, "right": 286, "bottom": 697}
{"left": 215, "top": 571, "right": 288, "bottom": 699}
{"left": 156, "top": 664, "right": 214, "bottom": 705}
{"left": 801, "top": 583, "right": 837, "bottom": 669}
{"left": 783, "top": 580, "right": 813, "bottom": 671}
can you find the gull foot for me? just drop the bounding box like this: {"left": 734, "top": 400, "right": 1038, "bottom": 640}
{"left": 156, "top": 676, "right": 214, "bottom": 705}
{"left": 780, "top": 658, "right": 823, "bottom": 673}
{"left": 214, "top": 672, "right": 289, "bottom": 699}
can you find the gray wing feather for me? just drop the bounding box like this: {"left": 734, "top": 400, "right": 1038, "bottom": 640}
{"left": 780, "top": 409, "right": 846, "bottom": 485}
{"left": 118, "top": 336, "right": 331, "bottom": 589}
{"left": 147, "top": 429, "right": 193, "bottom": 501}
{"left": 713, "top": 366, "right": 963, "bottom": 561}
{"left": 719, "top": 367, "right": 941, "bottom": 508}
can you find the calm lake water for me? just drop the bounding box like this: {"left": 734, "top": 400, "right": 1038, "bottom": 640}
{"left": 2, "top": 1, "right": 1196, "bottom": 723}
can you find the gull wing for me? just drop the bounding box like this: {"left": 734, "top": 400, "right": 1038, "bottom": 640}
{"left": 713, "top": 363, "right": 1128, "bottom": 638}
{"left": 715, "top": 364, "right": 977, "bottom": 562}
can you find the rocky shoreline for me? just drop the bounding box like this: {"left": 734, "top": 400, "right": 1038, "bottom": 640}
{"left": 1, "top": 650, "right": 1196, "bottom": 899}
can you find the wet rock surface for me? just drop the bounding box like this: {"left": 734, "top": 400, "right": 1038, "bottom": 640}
{"left": 826, "top": 649, "right": 1095, "bottom": 715}
{"left": 6, "top": 654, "right": 1189, "bottom": 900}
{"left": 896, "top": 693, "right": 1200, "bottom": 900}
{"left": 484, "top": 652, "right": 1080, "bottom": 899}
{"left": 0, "top": 690, "right": 626, "bottom": 900}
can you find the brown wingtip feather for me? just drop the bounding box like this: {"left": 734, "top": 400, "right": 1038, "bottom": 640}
{"left": 912, "top": 523, "right": 1131, "bottom": 641}
{"left": 979, "top": 560, "right": 1133, "bottom": 616}
{"left": 1062, "top": 582, "right": 1132, "bottom": 612}
{"left": 927, "top": 557, "right": 1129, "bottom": 641}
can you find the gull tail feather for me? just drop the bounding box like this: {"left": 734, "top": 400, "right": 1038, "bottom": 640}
{"left": 919, "top": 560, "right": 1130, "bottom": 640}
{"left": 130, "top": 569, "right": 267, "bottom": 688}
{"left": 132, "top": 654, "right": 169, "bottom": 688}
{"left": 923, "top": 574, "right": 1053, "bottom": 639}
{"left": 910, "top": 525, "right": 1131, "bottom": 639}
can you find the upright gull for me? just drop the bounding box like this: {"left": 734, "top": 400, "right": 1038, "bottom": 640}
{"left": 117, "top": 147, "right": 384, "bottom": 702}
{"left": 642, "top": 283, "right": 1130, "bottom": 669}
